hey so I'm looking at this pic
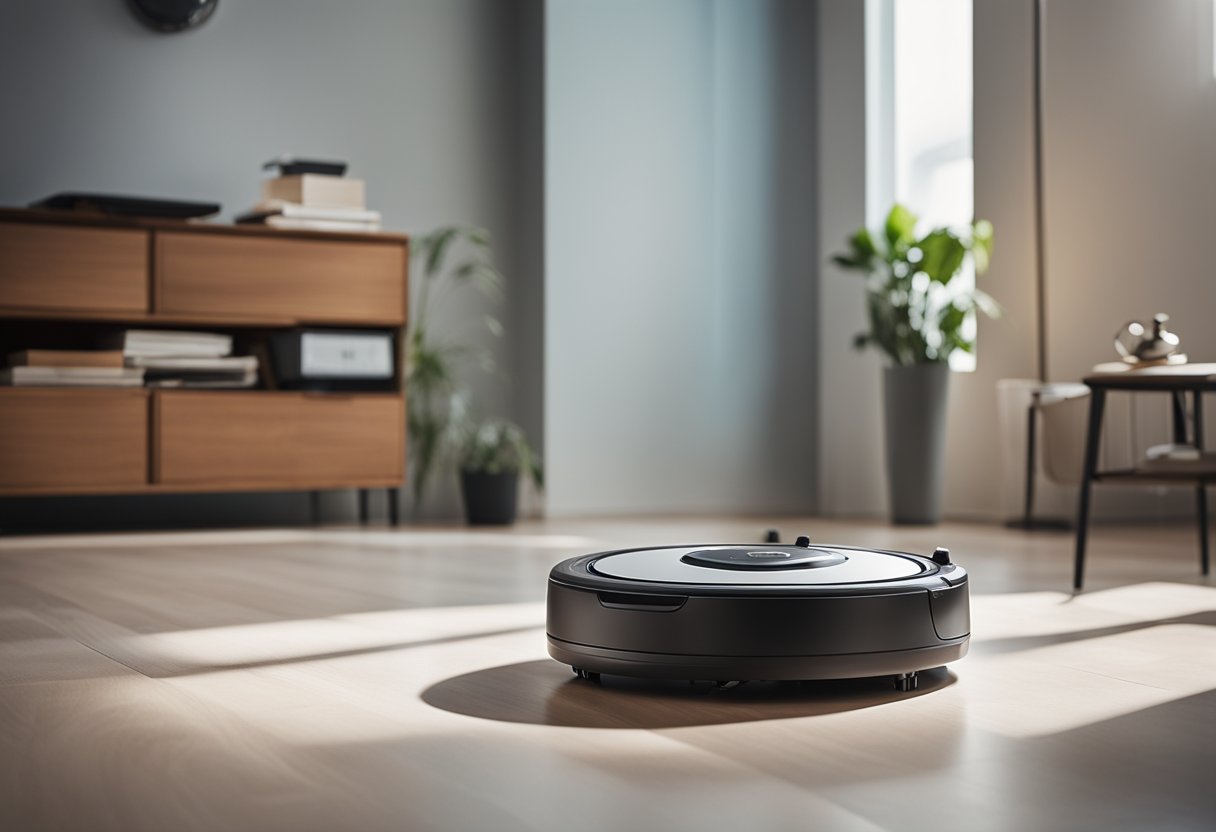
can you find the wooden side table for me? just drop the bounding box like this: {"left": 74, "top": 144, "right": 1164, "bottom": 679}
{"left": 1074, "top": 363, "right": 1216, "bottom": 589}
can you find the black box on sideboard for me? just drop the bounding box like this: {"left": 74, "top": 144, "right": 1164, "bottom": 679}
{"left": 269, "top": 330, "right": 396, "bottom": 392}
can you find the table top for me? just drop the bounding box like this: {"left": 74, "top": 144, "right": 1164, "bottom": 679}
{"left": 1084, "top": 362, "right": 1216, "bottom": 389}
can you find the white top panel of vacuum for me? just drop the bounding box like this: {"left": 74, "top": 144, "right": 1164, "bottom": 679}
{"left": 588, "top": 545, "right": 927, "bottom": 585}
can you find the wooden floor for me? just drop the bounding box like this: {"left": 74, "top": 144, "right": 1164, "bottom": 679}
{"left": 1, "top": 516, "right": 1214, "bottom": 831}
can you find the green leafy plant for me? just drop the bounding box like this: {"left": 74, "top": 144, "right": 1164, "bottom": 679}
{"left": 406, "top": 227, "right": 502, "bottom": 510}
{"left": 831, "top": 204, "right": 997, "bottom": 366}
{"left": 459, "top": 418, "right": 543, "bottom": 488}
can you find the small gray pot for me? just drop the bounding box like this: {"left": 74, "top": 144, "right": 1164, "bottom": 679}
{"left": 883, "top": 363, "right": 950, "bottom": 525}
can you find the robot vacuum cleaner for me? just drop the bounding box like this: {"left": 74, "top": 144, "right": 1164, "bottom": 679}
{"left": 547, "top": 536, "right": 969, "bottom": 691}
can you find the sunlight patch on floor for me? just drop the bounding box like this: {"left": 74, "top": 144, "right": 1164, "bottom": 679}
{"left": 971, "top": 582, "right": 1216, "bottom": 642}
{"left": 313, "top": 530, "right": 599, "bottom": 550}
{"left": 962, "top": 623, "right": 1216, "bottom": 738}
{"left": 123, "top": 602, "right": 546, "bottom": 671}
{"left": 0, "top": 527, "right": 598, "bottom": 553}
{"left": 0, "top": 528, "right": 323, "bottom": 550}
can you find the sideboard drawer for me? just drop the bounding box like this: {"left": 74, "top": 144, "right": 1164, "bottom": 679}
{"left": 0, "top": 223, "right": 148, "bottom": 314}
{"left": 155, "top": 392, "right": 403, "bottom": 486}
{"left": 155, "top": 232, "right": 406, "bottom": 324}
{"left": 0, "top": 389, "right": 149, "bottom": 491}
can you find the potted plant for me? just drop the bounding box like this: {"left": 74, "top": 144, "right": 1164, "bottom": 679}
{"left": 831, "top": 204, "right": 996, "bottom": 524}
{"left": 458, "top": 418, "right": 543, "bottom": 525}
{"left": 406, "top": 227, "right": 502, "bottom": 514}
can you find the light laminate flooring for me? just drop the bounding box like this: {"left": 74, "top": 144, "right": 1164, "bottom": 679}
{"left": 0, "top": 517, "right": 1213, "bottom": 831}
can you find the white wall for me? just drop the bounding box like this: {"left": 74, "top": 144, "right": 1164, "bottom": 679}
{"left": 941, "top": 0, "right": 1040, "bottom": 519}
{"left": 544, "top": 0, "right": 818, "bottom": 517}
{"left": 818, "top": 0, "right": 1215, "bottom": 523}
{"left": 1039, "top": 0, "right": 1216, "bottom": 518}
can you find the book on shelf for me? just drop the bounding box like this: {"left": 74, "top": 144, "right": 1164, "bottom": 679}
{"left": 261, "top": 174, "right": 365, "bottom": 210}
{"left": 250, "top": 201, "right": 381, "bottom": 224}
{"left": 123, "top": 345, "right": 259, "bottom": 386}
{"left": 0, "top": 366, "right": 145, "bottom": 387}
{"left": 7, "top": 349, "right": 124, "bottom": 368}
{"left": 105, "top": 329, "right": 233, "bottom": 358}
{"left": 146, "top": 368, "right": 258, "bottom": 389}
{"left": 124, "top": 355, "right": 258, "bottom": 372}
{"left": 236, "top": 214, "right": 381, "bottom": 233}
{"left": 262, "top": 156, "right": 347, "bottom": 177}
{"left": 1138, "top": 450, "right": 1216, "bottom": 474}
{"left": 1145, "top": 442, "right": 1201, "bottom": 462}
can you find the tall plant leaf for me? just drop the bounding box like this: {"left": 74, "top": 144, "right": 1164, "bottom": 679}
{"left": 971, "top": 219, "right": 994, "bottom": 275}
{"left": 917, "top": 229, "right": 967, "bottom": 285}
{"left": 424, "top": 228, "right": 460, "bottom": 277}
{"left": 407, "top": 227, "right": 498, "bottom": 511}
{"left": 830, "top": 204, "right": 998, "bottom": 365}
{"left": 884, "top": 204, "right": 918, "bottom": 253}
{"left": 835, "top": 228, "right": 878, "bottom": 271}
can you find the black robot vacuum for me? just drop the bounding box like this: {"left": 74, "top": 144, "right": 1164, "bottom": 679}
{"left": 547, "top": 536, "right": 969, "bottom": 691}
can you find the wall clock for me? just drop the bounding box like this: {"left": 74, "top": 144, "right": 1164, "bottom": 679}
{"left": 127, "top": 0, "right": 218, "bottom": 33}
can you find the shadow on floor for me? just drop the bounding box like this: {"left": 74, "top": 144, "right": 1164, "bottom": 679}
{"left": 421, "top": 660, "right": 956, "bottom": 729}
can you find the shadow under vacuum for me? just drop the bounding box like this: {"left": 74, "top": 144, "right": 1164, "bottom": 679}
{"left": 421, "top": 660, "right": 956, "bottom": 729}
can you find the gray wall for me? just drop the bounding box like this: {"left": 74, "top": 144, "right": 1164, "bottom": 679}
{"left": 817, "top": 0, "right": 884, "bottom": 518}
{"left": 0, "top": 0, "right": 543, "bottom": 527}
{"left": 543, "top": 0, "right": 817, "bottom": 517}
{"left": 938, "top": 0, "right": 1040, "bottom": 519}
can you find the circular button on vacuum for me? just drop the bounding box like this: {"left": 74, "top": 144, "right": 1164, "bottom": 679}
{"left": 680, "top": 547, "right": 848, "bottom": 570}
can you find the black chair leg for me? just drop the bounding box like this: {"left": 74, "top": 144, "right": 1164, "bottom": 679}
{"left": 358, "top": 488, "right": 369, "bottom": 525}
{"left": 388, "top": 487, "right": 400, "bottom": 526}
{"left": 1195, "top": 391, "right": 1208, "bottom": 576}
{"left": 1172, "top": 390, "right": 1189, "bottom": 443}
{"left": 1074, "top": 388, "right": 1106, "bottom": 591}
{"left": 1197, "top": 487, "right": 1210, "bottom": 577}
{"left": 1023, "top": 399, "right": 1038, "bottom": 526}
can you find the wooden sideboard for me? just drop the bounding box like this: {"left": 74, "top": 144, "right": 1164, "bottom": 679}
{"left": 0, "top": 208, "right": 408, "bottom": 521}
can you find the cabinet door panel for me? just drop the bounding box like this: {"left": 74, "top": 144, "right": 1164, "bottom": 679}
{"left": 0, "top": 223, "right": 148, "bottom": 313}
{"left": 0, "top": 390, "right": 148, "bottom": 490}
{"left": 156, "top": 392, "right": 403, "bottom": 487}
{"left": 156, "top": 232, "right": 405, "bottom": 324}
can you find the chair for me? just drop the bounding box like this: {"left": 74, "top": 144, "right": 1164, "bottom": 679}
{"left": 998, "top": 379, "right": 1090, "bottom": 528}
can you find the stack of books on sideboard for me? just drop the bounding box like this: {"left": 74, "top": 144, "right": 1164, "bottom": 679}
{"left": 113, "top": 330, "right": 258, "bottom": 388}
{"left": 235, "top": 157, "right": 381, "bottom": 233}
{"left": 1, "top": 350, "right": 143, "bottom": 387}
{"left": 2, "top": 331, "right": 257, "bottom": 388}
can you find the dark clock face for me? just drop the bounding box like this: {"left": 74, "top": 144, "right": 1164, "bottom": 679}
{"left": 127, "top": 0, "right": 218, "bottom": 33}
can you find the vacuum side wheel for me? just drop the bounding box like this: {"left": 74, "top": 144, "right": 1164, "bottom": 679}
{"left": 572, "top": 667, "right": 601, "bottom": 683}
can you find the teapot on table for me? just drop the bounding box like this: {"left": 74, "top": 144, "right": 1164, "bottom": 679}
{"left": 1114, "top": 313, "right": 1184, "bottom": 364}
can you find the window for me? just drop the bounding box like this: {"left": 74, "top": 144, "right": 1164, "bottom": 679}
{"left": 867, "top": 0, "right": 976, "bottom": 370}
